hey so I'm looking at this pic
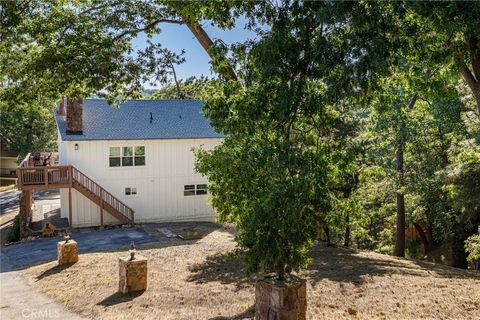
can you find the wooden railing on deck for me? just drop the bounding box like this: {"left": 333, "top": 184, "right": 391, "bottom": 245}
{"left": 17, "top": 166, "right": 71, "bottom": 187}
{"left": 17, "top": 153, "right": 134, "bottom": 224}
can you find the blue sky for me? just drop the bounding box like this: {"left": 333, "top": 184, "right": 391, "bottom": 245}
{"left": 132, "top": 18, "right": 257, "bottom": 88}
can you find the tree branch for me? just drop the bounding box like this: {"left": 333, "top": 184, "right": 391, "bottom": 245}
{"left": 406, "top": 93, "right": 418, "bottom": 110}
{"left": 170, "top": 62, "right": 183, "bottom": 98}
{"left": 113, "top": 18, "right": 185, "bottom": 41}
{"left": 185, "top": 21, "right": 238, "bottom": 81}
{"left": 465, "top": 35, "right": 480, "bottom": 81}
{"left": 459, "top": 61, "right": 478, "bottom": 92}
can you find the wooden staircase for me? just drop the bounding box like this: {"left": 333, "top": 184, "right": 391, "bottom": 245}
{"left": 17, "top": 153, "right": 134, "bottom": 226}
{"left": 71, "top": 167, "right": 134, "bottom": 225}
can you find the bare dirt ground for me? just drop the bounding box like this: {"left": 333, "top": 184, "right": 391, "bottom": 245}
{"left": 23, "top": 226, "right": 479, "bottom": 320}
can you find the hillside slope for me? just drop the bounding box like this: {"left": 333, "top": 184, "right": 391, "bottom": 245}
{"left": 24, "top": 227, "right": 479, "bottom": 320}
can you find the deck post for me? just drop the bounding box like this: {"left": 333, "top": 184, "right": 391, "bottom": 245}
{"left": 16, "top": 168, "right": 22, "bottom": 189}
{"left": 69, "top": 166, "right": 73, "bottom": 187}
{"left": 100, "top": 190, "right": 104, "bottom": 226}
{"left": 44, "top": 168, "right": 49, "bottom": 187}
{"left": 68, "top": 187, "right": 73, "bottom": 227}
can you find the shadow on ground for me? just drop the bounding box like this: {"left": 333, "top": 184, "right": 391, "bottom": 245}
{"left": 208, "top": 305, "right": 255, "bottom": 320}
{"left": 187, "top": 252, "right": 252, "bottom": 291}
{"left": 306, "top": 244, "right": 479, "bottom": 286}
{"left": 35, "top": 263, "right": 74, "bottom": 281}
{"left": 184, "top": 241, "right": 479, "bottom": 291}
{"left": 97, "top": 291, "right": 145, "bottom": 307}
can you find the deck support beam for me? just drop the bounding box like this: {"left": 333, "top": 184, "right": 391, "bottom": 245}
{"left": 100, "top": 190, "right": 104, "bottom": 226}
{"left": 68, "top": 187, "right": 72, "bottom": 227}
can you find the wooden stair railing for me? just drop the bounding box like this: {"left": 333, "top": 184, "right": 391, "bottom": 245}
{"left": 17, "top": 159, "right": 134, "bottom": 225}
{"left": 71, "top": 167, "right": 134, "bottom": 225}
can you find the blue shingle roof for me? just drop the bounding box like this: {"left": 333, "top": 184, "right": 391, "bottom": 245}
{"left": 56, "top": 99, "right": 224, "bottom": 141}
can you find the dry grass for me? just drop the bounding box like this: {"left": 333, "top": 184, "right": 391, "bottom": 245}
{"left": 23, "top": 227, "right": 480, "bottom": 320}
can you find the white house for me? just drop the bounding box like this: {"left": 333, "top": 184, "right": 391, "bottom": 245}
{"left": 54, "top": 98, "right": 223, "bottom": 228}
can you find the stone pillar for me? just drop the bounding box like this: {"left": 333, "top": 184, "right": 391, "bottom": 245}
{"left": 66, "top": 98, "right": 83, "bottom": 134}
{"left": 57, "top": 240, "right": 79, "bottom": 265}
{"left": 118, "top": 256, "right": 147, "bottom": 294}
{"left": 255, "top": 274, "right": 307, "bottom": 320}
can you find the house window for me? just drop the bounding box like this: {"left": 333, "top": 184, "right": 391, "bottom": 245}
{"left": 184, "top": 184, "right": 208, "bottom": 196}
{"left": 109, "top": 146, "right": 145, "bottom": 167}
{"left": 125, "top": 187, "right": 137, "bottom": 195}
{"left": 184, "top": 185, "right": 195, "bottom": 196}
{"left": 122, "top": 147, "right": 133, "bottom": 166}
{"left": 134, "top": 146, "right": 145, "bottom": 166}
{"left": 196, "top": 184, "right": 208, "bottom": 195}
{"left": 109, "top": 147, "right": 121, "bottom": 167}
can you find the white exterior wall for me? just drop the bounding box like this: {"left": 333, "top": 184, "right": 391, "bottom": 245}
{"left": 59, "top": 138, "right": 222, "bottom": 227}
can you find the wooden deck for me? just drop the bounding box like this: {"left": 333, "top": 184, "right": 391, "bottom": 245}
{"left": 17, "top": 153, "right": 134, "bottom": 226}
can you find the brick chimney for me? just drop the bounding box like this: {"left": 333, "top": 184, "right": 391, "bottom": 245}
{"left": 58, "top": 96, "right": 66, "bottom": 116}
{"left": 66, "top": 98, "right": 83, "bottom": 135}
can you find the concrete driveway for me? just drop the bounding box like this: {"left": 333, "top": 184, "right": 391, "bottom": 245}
{"left": 0, "top": 224, "right": 158, "bottom": 320}
{"left": 1, "top": 227, "right": 157, "bottom": 272}
{"left": 0, "top": 271, "right": 84, "bottom": 320}
{"left": 0, "top": 189, "right": 20, "bottom": 215}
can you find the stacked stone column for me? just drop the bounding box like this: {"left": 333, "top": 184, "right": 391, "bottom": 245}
{"left": 57, "top": 239, "right": 79, "bottom": 265}
{"left": 255, "top": 274, "right": 307, "bottom": 320}
{"left": 118, "top": 256, "right": 148, "bottom": 294}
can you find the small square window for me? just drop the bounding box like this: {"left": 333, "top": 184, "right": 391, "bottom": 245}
{"left": 123, "top": 147, "right": 133, "bottom": 156}
{"left": 134, "top": 156, "right": 145, "bottom": 166}
{"left": 196, "top": 184, "right": 208, "bottom": 195}
{"left": 122, "top": 157, "right": 133, "bottom": 166}
{"left": 125, "top": 187, "right": 137, "bottom": 196}
{"left": 109, "top": 158, "right": 121, "bottom": 167}
{"left": 184, "top": 185, "right": 195, "bottom": 196}
{"left": 109, "top": 147, "right": 120, "bottom": 157}
{"left": 134, "top": 146, "right": 145, "bottom": 156}
{"left": 109, "top": 147, "right": 121, "bottom": 167}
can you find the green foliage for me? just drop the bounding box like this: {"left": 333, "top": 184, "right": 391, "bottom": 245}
{"left": 2, "top": 0, "right": 479, "bottom": 271}
{"left": 465, "top": 228, "right": 480, "bottom": 263}
{"left": 7, "top": 215, "right": 20, "bottom": 243}
{"left": 197, "top": 2, "right": 360, "bottom": 277}
{"left": 0, "top": 102, "right": 57, "bottom": 155}
{"left": 150, "top": 77, "right": 210, "bottom": 100}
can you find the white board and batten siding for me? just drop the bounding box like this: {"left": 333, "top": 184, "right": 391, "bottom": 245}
{"left": 58, "top": 138, "right": 222, "bottom": 227}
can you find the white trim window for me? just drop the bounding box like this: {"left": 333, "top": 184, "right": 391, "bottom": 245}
{"left": 184, "top": 184, "right": 208, "bottom": 196}
{"left": 125, "top": 187, "right": 137, "bottom": 196}
{"left": 109, "top": 146, "right": 145, "bottom": 167}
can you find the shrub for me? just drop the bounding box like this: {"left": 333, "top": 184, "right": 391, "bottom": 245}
{"left": 7, "top": 214, "right": 20, "bottom": 242}
{"left": 464, "top": 227, "right": 480, "bottom": 269}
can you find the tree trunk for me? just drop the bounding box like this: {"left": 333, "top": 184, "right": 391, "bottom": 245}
{"left": 324, "top": 225, "right": 330, "bottom": 243}
{"left": 394, "top": 108, "right": 406, "bottom": 258}
{"left": 344, "top": 211, "right": 350, "bottom": 247}
{"left": 185, "top": 21, "right": 238, "bottom": 81}
{"left": 394, "top": 94, "right": 418, "bottom": 257}
{"left": 19, "top": 191, "right": 31, "bottom": 239}
{"left": 459, "top": 35, "right": 480, "bottom": 115}
{"left": 413, "top": 222, "right": 430, "bottom": 255}
{"left": 394, "top": 192, "right": 406, "bottom": 257}
{"left": 474, "top": 91, "right": 480, "bottom": 115}
{"left": 451, "top": 223, "right": 468, "bottom": 269}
